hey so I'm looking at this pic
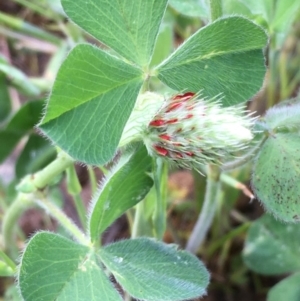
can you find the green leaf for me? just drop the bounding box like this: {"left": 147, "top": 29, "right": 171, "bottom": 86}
{"left": 252, "top": 132, "right": 300, "bottom": 223}
{"left": 272, "top": 0, "right": 300, "bottom": 32}
{"left": 243, "top": 215, "right": 300, "bottom": 275}
{"left": 15, "top": 134, "right": 56, "bottom": 178}
{"left": 0, "top": 131, "right": 22, "bottom": 163}
{"left": 7, "top": 100, "right": 43, "bottom": 132}
{"left": 169, "top": 0, "right": 209, "bottom": 18}
{"left": 263, "top": 101, "right": 300, "bottom": 131}
{"left": 239, "top": 0, "right": 300, "bottom": 46}
{"left": 99, "top": 237, "right": 210, "bottom": 301}
{"left": 241, "top": 0, "right": 300, "bottom": 32}
{"left": 157, "top": 16, "right": 267, "bottom": 106}
{"left": 66, "top": 164, "right": 82, "bottom": 195}
{"left": 61, "top": 0, "right": 168, "bottom": 66}
{"left": 18, "top": 232, "right": 123, "bottom": 301}
{"left": 89, "top": 146, "right": 153, "bottom": 241}
{"left": 223, "top": 0, "right": 252, "bottom": 17}
{"left": 39, "top": 44, "right": 143, "bottom": 165}
{"left": 0, "top": 100, "right": 43, "bottom": 163}
{"left": 268, "top": 273, "right": 300, "bottom": 301}
{"left": 150, "top": 19, "right": 173, "bottom": 67}
{"left": 0, "top": 73, "right": 11, "bottom": 122}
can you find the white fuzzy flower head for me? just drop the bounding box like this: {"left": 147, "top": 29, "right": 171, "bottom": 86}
{"left": 143, "top": 92, "right": 256, "bottom": 169}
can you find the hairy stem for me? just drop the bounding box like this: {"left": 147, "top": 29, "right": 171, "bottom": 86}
{"left": 17, "top": 151, "right": 74, "bottom": 192}
{"left": 152, "top": 158, "right": 167, "bottom": 240}
{"left": 2, "top": 193, "right": 35, "bottom": 253}
{"left": 36, "top": 192, "right": 89, "bottom": 246}
{"left": 186, "top": 165, "right": 221, "bottom": 253}
{"left": 33, "top": 151, "right": 74, "bottom": 188}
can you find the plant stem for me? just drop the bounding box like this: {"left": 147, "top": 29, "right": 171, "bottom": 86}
{"left": 17, "top": 151, "right": 74, "bottom": 192}
{"left": 66, "top": 164, "right": 87, "bottom": 229}
{"left": 0, "top": 11, "right": 61, "bottom": 45}
{"left": 88, "top": 166, "right": 98, "bottom": 195}
{"left": 72, "top": 194, "right": 87, "bottom": 230}
{"left": 12, "top": 0, "right": 62, "bottom": 20}
{"left": 207, "top": 222, "right": 250, "bottom": 257}
{"left": 2, "top": 193, "right": 35, "bottom": 253}
{"left": 0, "top": 250, "right": 16, "bottom": 271}
{"left": 152, "top": 158, "right": 167, "bottom": 240}
{"left": 221, "top": 173, "right": 254, "bottom": 199}
{"left": 131, "top": 202, "right": 144, "bottom": 238}
{"left": 34, "top": 152, "right": 74, "bottom": 188}
{"left": 186, "top": 165, "right": 221, "bottom": 254}
{"left": 35, "top": 192, "right": 89, "bottom": 246}
{"left": 209, "top": 0, "right": 222, "bottom": 22}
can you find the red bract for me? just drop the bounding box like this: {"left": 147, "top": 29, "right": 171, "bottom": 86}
{"left": 149, "top": 119, "right": 165, "bottom": 127}
{"left": 154, "top": 145, "right": 168, "bottom": 156}
{"left": 172, "top": 92, "right": 195, "bottom": 101}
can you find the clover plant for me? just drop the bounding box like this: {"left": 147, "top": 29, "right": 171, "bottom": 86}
{"left": 0, "top": 0, "right": 300, "bottom": 300}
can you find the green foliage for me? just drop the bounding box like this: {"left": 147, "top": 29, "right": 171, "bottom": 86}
{"left": 0, "top": 73, "right": 11, "bottom": 122}
{"left": 5, "top": 0, "right": 299, "bottom": 300}
{"left": 0, "top": 100, "right": 44, "bottom": 163}
{"left": 99, "top": 237, "right": 210, "bottom": 301}
{"left": 157, "top": 16, "right": 267, "bottom": 106}
{"left": 39, "top": 44, "right": 143, "bottom": 165}
{"left": 169, "top": 0, "right": 209, "bottom": 18}
{"left": 252, "top": 101, "right": 300, "bottom": 222}
{"left": 40, "top": 9, "right": 267, "bottom": 166}
{"left": 61, "top": 0, "right": 168, "bottom": 67}
{"left": 243, "top": 214, "right": 300, "bottom": 274}
{"left": 0, "top": 261, "right": 14, "bottom": 277}
{"left": 0, "top": 60, "right": 40, "bottom": 96}
{"left": 239, "top": 0, "right": 300, "bottom": 45}
{"left": 16, "top": 134, "right": 56, "bottom": 179}
{"left": 244, "top": 215, "right": 300, "bottom": 301}
{"left": 89, "top": 146, "right": 153, "bottom": 241}
{"left": 268, "top": 273, "right": 300, "bottom": 301}
{"left": 18, "top": 232, "right": 123, "bottom": 301}
{"left": 150, "top": 17, "right": 173, "bottom": 68}
{"left": 19, "top": 232, "right": 209, "bottom": 301}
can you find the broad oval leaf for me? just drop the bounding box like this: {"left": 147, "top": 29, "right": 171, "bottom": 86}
{"left": 39, "top": 44, "right": 143, "bottom": 165}
{"left": 18, "top": 232, "right": 122, "bottom": 301}
{"left": 252, "top": 132, "right": 300, "bottom": 222}
{"left": 243, "top": 215, "right": 300, "bottom": 275}
{"left": 267, "top": 273, "right": 300, "bottom": 301}
{"left": 157, "top": 16, "right": 267, "bottom": 106}
{"left": 61, "top": 0, "right": 168, "bottom": 67}
{"left": 99, "top": 237, "right": 210, "bottom": 301}
{"left": 89, "top": 146, "right": 153, "bottom": 242}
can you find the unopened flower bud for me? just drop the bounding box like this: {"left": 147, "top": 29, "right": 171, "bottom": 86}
{"left": 120, "top": 92, "right": 256, "bottom": 169}
{"left": 143, "top": 92, "right": 256, "bottom": 169}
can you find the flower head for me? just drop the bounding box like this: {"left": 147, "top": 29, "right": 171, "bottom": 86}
{"left": 143, "top": 92, "right": 255, "bottom": 169}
